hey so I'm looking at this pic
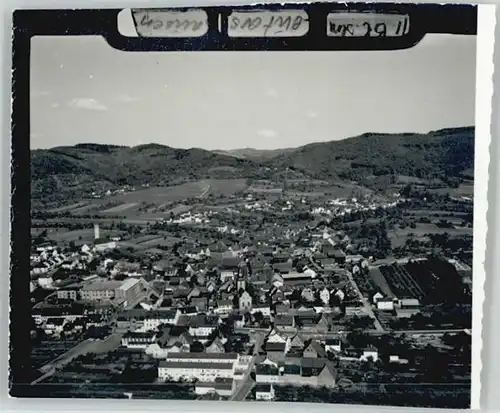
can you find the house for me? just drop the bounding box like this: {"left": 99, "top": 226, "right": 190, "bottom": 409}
{"left": 188, "top": 315, "right": 218, "bottom": 339}
{"left": 372, "top": 292, "right": 384, "bottom": 304}
{"left": 215, "top": 300, "right": 234, "bottom": 316}
{"left": 266, "top": 329, "right": 287, "bottom": 344}
{"left": 319, "top": 288, "right": 330, "bottom": 305}
{"left": 31, "top": 263, "right": 50, "bottom": 277}
{"left": 220, "top": 270, "right": 235, "bottom": 283}
{"left": 57, "top": 286, "right": 79, "bottom": 300}
{"left": 264, "top": 341, "right": 287, "bottom": 363}
{"left": 121, "top": 331, "right": 157, "bottom": 349}
{"left": 44, "top": 317, "right": 65, "bottom": 335}
{"left": 345, "top": 306, "right": 367, "bottom": 316}
{"left": 206, "top": 337, "right": 225, "bottom": 353}
{"left": 158, "top": 361, "right": 234, "bottom": 382}
{"left": 301, "top": 357, "right": 326, "bottom": 376}
{"left": 329, "top": 249, "right": 346, "bottom": 265}
{"left": 255, "top": 384, "right": 275, "bottom": 401}
{"left": 274, "top": 302, "right": 291, "bottom": 315}
{"left": 334, "top": 289, "right": 345, "bottom": 301}
{"left": 301, "top": 288, "right": 314, "bottom": 302}
{"left": 143, "top": 309, "right": 181, "bottom": 331}
{"left": 274, "top": 314, "right": 295, "bottom": 330}
{"left": 315, "top": 314, "right": 331, "bottom": 334}
{"left": 38, "top": 276, "right": 54, "bottom": 289}
{"left": 255, "top": 363, "right": 279, "bottom": 384}
{"left": 188, "top": 287, "right": 201, "bottom": 301}
{"left": 396, "top": 307, "right": 420, "bottom": 318}
{"left": 95, "top": 241, "right": 117, "bottom": 252}
{"left": 399, "top": 298, "right": 420, "bottom": 308}
{"left": 195, "top": 378, "right": 235, "bottom": 397}
{"left": 251, "top": 305, "right": 271, "bottom": 317}
{"left": 239, "top": 291, "right": 253, "bottom": 312}
{"left": 165, "top": 352, "right": 238, "bottom": 365}
{"left": 233, "top": 314, "right": 245, "bottom": 329}
{"left": 183, "top": 306, "right": 199, "bottom": 316}
{"left": 303, "top": 341, "right": 327, "bottom": 358}
{"left": 192, "top": 296, "right": 208, "bottom": 312}
{"left": 325, "top": 337, "right": 342, "bottom": 353}
{"left": 360, "top": 345, "right": 379, "bottom": 362}
{"left": 376, "top": 299, "right": 394, "bottom": 311}
{"left": 288, "top": 334, "right": 305, "bottom": 353}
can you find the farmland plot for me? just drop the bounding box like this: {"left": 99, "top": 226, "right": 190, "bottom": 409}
{"left": 47, "top": 228, "right": 122, "bottom": 244}
{"left": 47, "top": 202, "right": 89, "bottom": 214}
{"left": 101, "top": 202, "right": 139, "bottom": 213}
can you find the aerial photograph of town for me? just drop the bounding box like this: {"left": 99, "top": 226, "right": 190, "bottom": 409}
{"left": 22, "top": 30, "right": 476, "bottom": 408}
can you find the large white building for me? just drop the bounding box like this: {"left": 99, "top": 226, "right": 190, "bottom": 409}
{"left": 158, "top": 361, "right": 234, "bottom": 382}
{"left": 142, "top": 309, "right": 181, "bottom": 331}
{"left": 165, "top": 352, "right": 238, "bottom": 365}
{"left": 188, "top": 315, "right": 219, "bottom": 339}
{"left": 80, "top": 277, "right": 147, "bottom": 306}
{"left": 195, "top": 379, "right": 235, "bottom": 397}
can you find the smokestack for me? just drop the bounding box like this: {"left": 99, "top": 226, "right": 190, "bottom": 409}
{"left": 94, "top": 224, "right": 100, "bottom": 240}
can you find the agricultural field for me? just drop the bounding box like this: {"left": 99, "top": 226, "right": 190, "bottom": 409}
{"left": 101, "top": 202, "right": 139, "bottom": 214}
{"left": 46, "top": 228, "right": 123, "bottom": 245}
{"left": 248, "top": 186, "right": 283, "bottom": 194}
{"left": 205, "top": 179, "right": 248, "bottom": 196}
{"left": 377, "top": 258, "right": 466, "bottom": 304}
{"left": 42, "top": 180, "right": 249, "bottom": 219}
{"left": 379, "top": 263, "right": 425, "bottom": 300}
{"left": 368, "top": 267, "right": 395, "bottom": 298}
{"left": 388, "top": 223, "right": 472, "bottom": 248}
{"left": 428, "top": 183, "right": 474, "bottom": 198}
{"left": 47, "top": 202, "right": 89, "bottom": 214}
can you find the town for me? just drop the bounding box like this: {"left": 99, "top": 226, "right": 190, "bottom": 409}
{"left": 27, "top": 176, "right": 473, "bottom": 408}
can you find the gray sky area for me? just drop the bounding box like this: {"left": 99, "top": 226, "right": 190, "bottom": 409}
{"left": 30, "top": 34, "right": 476, "bottom": 150}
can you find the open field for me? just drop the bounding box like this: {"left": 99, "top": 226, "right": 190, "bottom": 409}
{"left": 47, "top": 202, "right": 89, "bottom": 214}
{"left": 46, "top": 228, "right": 123, "bottom": 244}
{"left": 248, "top": 186, "right": 283, "bottom": 194}
{"left": 427, "top": 183, "right": 474, "bottom": 198}
{"left": 101, "top": 202, "right": 139, "bottom": 213}
{"left": 368, "top": 267, "right": 395, "bottom": 298}
{"left": 41, "top": 180, "right": 249, "bottom": 218}
{"left": 410, "top": 210, "right": 469, "bottom": 217}
{"left": 113, "top": 182, "right": 208, "bottom": 202}
{"left": 204, "top": 179, "right": 248, "bottom": 196}
{"left": 388, "top": 223, "right": 472, "bottom": 248}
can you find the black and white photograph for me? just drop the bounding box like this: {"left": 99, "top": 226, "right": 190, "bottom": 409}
{"left": 10, "top": 3, "right": 492, "bottom": 409}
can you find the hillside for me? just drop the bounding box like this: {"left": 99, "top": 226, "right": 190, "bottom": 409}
{"left": 31, "top": 144, "right": 261, "bottom": 202}
{"left": 269, "top": 127, "right": 474, "bottom": 182}
{"left": 31, "top": 127, "right": 474, "bottom": 202}
{"left": 213, "top": 147, "right": 295, "bottom": 161}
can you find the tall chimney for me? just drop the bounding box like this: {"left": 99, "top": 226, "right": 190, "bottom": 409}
{"left": 94, "top": 224, "right": 100, "bottom": 240}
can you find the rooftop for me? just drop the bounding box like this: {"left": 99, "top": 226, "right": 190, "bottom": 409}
{"left": 81, "top": 280, "right": 122, "bottom": 291}
{"left": 166, "top": 352, "right": 238, "bottom": 360}
{"left": 118, "top": 278, "right": 141, "bottom": 290}
{"left": 159, "top": 361, "right": 234, "bottom": 370}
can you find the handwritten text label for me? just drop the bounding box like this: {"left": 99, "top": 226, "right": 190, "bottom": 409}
{"left": 327, "top": 13, "right": 410, "bottom": 37}
{"left": 228, "top": 10, "right": 309, "bottom": 37}
{"left": 132, "top": 9, "right": 208, "bottom": 37}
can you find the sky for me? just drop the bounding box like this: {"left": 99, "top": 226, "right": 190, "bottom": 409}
{"left": 30, "top": 33, "right": 476, "bottom": 150}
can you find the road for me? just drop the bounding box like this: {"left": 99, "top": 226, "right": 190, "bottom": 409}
{"left": 252, "top": 331, "right": 266, "bottom": 355}
{"left": 229, "top": 332, "right": 264, "bottom": 401}
{"left": 307, "top": 256, "right": 383, "bottom": 332}
{"left": 231, "top": 377, "right": 255, "bottom": 401}
{"left": 344, "top": 269, "right": 385, "bottom": 332}
{"left": 198, "top": 184, "right": 212, "bottom": 199}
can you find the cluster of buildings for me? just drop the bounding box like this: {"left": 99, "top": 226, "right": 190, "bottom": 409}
{"left": 29, "top": 187, "right": 470, "bottom": 401}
